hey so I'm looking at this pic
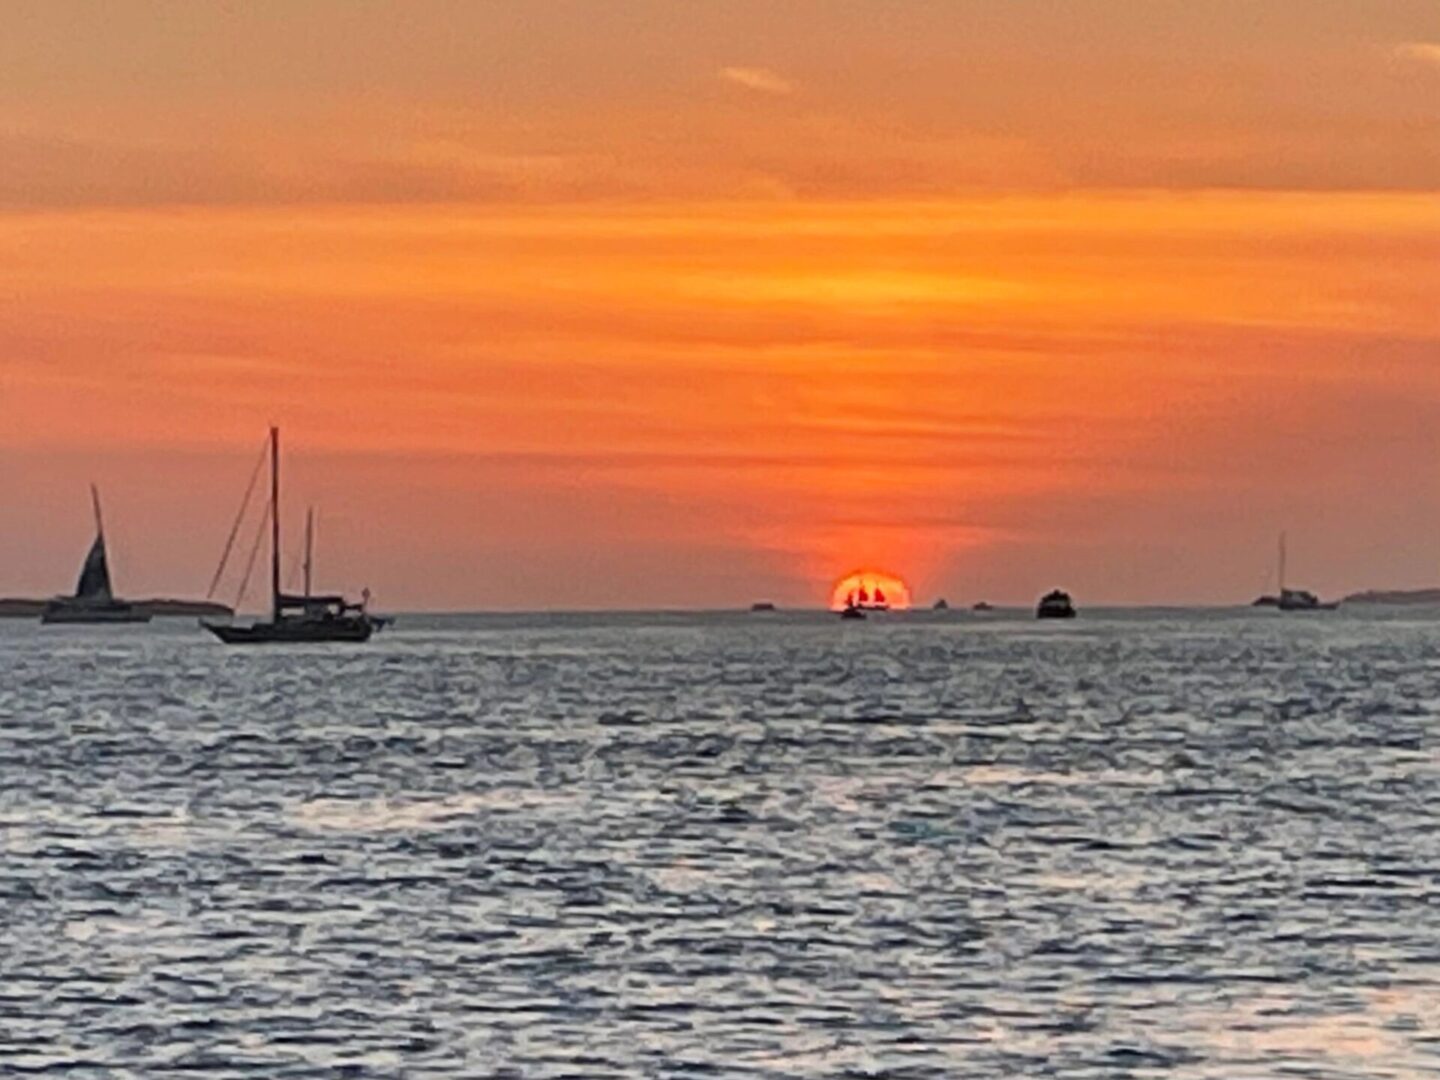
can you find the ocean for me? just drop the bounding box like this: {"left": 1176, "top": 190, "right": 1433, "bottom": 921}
{"left": 2, "top": 608, "right": 1439, "bottom": 1077}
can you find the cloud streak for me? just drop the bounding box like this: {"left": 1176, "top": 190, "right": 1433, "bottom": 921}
{"left": 720, "top": 66, "right": 796, "bottom": 95}
{"left": 1395, "top": 42, "right": 1440, "bottom": 65}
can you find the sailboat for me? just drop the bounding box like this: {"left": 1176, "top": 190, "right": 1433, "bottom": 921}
{"left": 204, "top": 427, "right": 379, "bottom": 644}
{"left": 41, "top": 486, "right": 152, "bottom": 624}
{"left": 853, "top": 580, "right": 891, "bottom": 612}
{"left": 837, "top": 586, "right": 866, "bottom": 619}
{"left": 1261, "top": 532, "right": 1336, "bottom": 611}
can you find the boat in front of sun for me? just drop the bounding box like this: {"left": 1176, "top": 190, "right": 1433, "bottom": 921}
{"left": 203, "top": 427, "right": 381, "bottom": 645}
{"left": 842, "top": 581, "right": 891, "bottom": 613}
{"left": 41, "top": 486, "right": 152, "bottom": 625}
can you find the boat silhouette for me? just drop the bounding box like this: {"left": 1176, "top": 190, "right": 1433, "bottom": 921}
{"left": 844, "top": 580, "right": 890, "bottom": 612}
{"left": 41, "top": 486, "right": 151, "bottom": 624}
{"left": 1255, "top": 533, "right": 1336, "bottom": 611}
{"left": 1036, "top": 589, "right": 1076, "bottom": 619}
{"left": 204, "top": 428, "right": 381, "bottom": 644}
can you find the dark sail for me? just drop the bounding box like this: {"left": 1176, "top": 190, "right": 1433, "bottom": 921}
{"left": 40, "top": 484, "right": 149, "bottom": 624}
{"left": 74, "top": 534, "right": 113, "bottom": 602}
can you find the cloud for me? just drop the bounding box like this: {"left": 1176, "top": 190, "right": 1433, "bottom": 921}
{"left": 720, "top": 66, "right": 796, "bottom": 95}
{"left": 1395, "top": 42, "right": 1440, "bottom": 65}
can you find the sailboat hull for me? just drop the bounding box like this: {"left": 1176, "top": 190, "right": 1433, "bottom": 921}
{"left": 203, "top": 618, "right": 374, "bottom": 644}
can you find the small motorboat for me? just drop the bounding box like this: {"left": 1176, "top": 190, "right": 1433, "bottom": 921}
{"left": 1036, "top": 589, "right": 1076, "bottom": 619}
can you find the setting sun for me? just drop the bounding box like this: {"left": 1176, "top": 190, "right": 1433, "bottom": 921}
{"left": 830, "top": 571, "right": 912, "bottom": 611}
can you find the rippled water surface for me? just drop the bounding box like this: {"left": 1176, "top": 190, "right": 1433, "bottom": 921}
{"left": 4, "top": 608, "right": 1440, "bottom": 1078}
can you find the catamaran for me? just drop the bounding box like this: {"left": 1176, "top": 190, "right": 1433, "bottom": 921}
{"left": 42, "top": 486, "right": 151, "bottom": 624}
{"left": 204, "top": 427, "right": 380, "bottom": 644}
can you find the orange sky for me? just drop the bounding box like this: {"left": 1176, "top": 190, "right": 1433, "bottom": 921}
{"left": 3, "top": 2, "right": 1440, "bottom": 609}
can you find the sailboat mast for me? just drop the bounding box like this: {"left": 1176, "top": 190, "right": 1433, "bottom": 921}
{"left": 303, "top": 507, "right": 314, "bottom": 598}
{"left": 1278, "top": 531, "right": 1287, "bottom": 593}
{"left": 90, "top": 483, "right": 105, "bottom": 543}
{"left": 270, "top": 426, "right": 281, "bottom": 622}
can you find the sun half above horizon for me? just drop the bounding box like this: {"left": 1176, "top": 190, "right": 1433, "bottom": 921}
{"left": 830, "top": 571, "right": 912, "bottom": 611}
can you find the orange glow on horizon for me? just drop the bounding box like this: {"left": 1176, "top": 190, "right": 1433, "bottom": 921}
{"left": 5, "top": 0, "right": 1440, "bottom": 612}
{"left": 830, "top": 570, "right": 912, "bottom": 611}
{"left": 4, "top": 190, "right": 1440, "bottom": 608}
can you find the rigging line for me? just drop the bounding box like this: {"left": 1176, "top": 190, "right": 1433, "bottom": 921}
{"left": 235, "top": 498, "right": 272, "bottom": 612}
{"left": 283, "top": 511, "right": 314, "bottom": 591}
{"left": 207, "top": 435, "right": 270, "bottom": 600}
{"left": 284, "top": 520, "right": 309, "bottom": 592}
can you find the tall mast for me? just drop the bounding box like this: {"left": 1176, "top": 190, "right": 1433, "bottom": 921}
{"left": 1278, "top": 531, "right": 1287, "bottom": 593}
{"left": 89, "top": 483, "right": 105, "bottom": 544}
{"left": 303, "top": 506, "right": 314, "bottom": 598}
{"left": 270, "top": 426, "right": 281, "bottom": 621}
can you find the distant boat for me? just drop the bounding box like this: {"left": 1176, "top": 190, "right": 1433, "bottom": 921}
{"left": 204, "top": 428, "right": 381, "bottom": 644}
{"left": 1278, "top": 589, "right": 1336, "bottom": 611}
{"left": 750, "top": 601, "right": 777, "bottom": 612}
{"left": 1036, "top": 589, "right": 1076, "bottom": 619}
{"left": 1261, "top": 533, "right": 1336, "bottom": 612}
{"left": 844, "top": 582, "right": 890, "bottom": 612}
{"left": 972, "top": 601, "right": 995, "bottom": 612}
{"left": 41, "top": 486, "right": 151, "bottom": 624}
{"left": 839, "top": 602, "right": 866, "bottom": 620}
{"left": 932, "top": 597, "right": 950, "bottom": 610}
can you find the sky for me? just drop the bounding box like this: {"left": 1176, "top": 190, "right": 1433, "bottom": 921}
{"left": 3, "top": 1, "right": 1440, "bottom": 610}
